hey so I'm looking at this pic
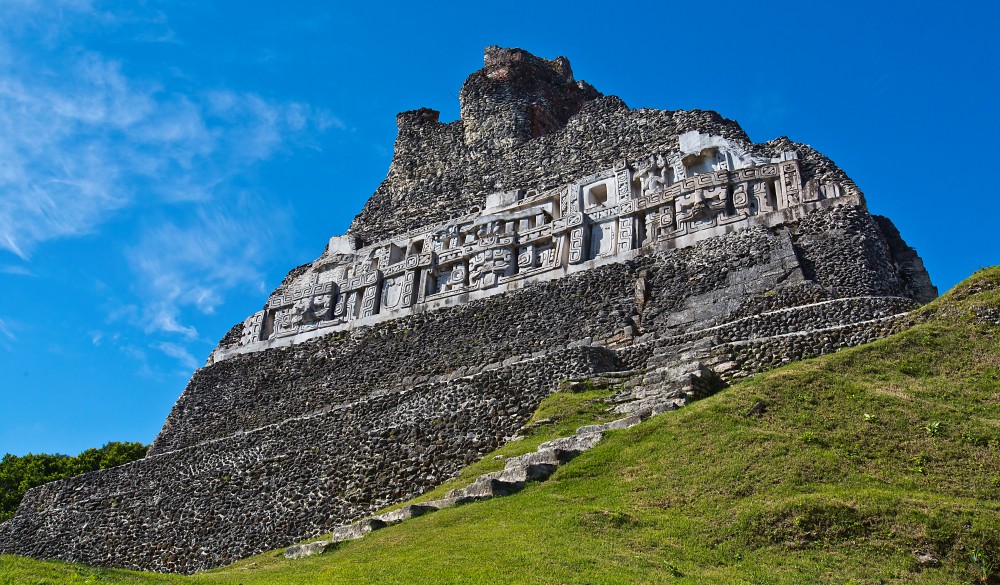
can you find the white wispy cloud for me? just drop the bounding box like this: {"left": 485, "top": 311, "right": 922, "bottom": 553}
{"left": 126, "top": 193, "right": 288, "bottom": 339}
{"left": 0, "top": 49, "right": 333, "bottom": 259}
{"left": 0, "top": 318, "right": 15, "bottom": 341}
{"left": 0, "top": 0, "right": 338, "bottom": 260}
{"left": 154, "top": 341, "right": 199, "bottom": 370}
{"left": 0, "top": 3, "right": 339, "bottom": 371}
{"left": 0, "top": 1, "right": 179, "bottom": 47}
{"left": 0, "top": 265, "right": 36, "bottom": 276}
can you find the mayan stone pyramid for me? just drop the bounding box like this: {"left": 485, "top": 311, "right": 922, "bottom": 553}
{"left": 0, "top": 47, "right": 935, "bottom": 574}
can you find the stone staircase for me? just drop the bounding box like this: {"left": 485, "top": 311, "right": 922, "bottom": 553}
{"left": 283, "top": 407, "right": 655, "bottom": 560}
{"left": 283, "top": 298, "right": 917, "bottom": 561}
{"left": 608, "top": 338, "right": 726, "bottom": 416}
{"left": 284, "top": 346, "right": 721, "bottom": 561}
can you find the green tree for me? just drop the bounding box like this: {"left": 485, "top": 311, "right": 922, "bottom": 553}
{"left": 0, "top": 442, "right": 146, "bottom": 522}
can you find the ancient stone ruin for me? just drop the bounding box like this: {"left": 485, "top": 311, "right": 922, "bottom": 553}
{"left": 0, "top": 47, "right": 936, "bottom": 574}
{"left": 213, "top": 130, "right": 847, "bottom": 364}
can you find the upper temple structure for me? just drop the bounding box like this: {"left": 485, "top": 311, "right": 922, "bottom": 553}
{"left": 216, "top": 132, "right": 848, "bottom": 362}
{"left": 0, "top": 47, "right": 936, "bottom": 574}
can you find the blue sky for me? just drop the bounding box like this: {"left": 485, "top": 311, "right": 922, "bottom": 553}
{"left": 1, "top": 1, "right": 997, "bottom": 456}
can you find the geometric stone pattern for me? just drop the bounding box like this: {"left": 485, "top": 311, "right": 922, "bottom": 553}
{"left": 222, "top": 131, "right": 849, "bottom": 361}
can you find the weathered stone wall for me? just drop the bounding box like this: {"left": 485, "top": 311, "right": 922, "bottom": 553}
{"left": 873, "top": 214, "right": 938, "bottom": 303}
{"left": 614, "top": 294, "right": 914, "bottom": 373}
{"left": 155, "top": 203, "right": 906, "bottom": 455}
{"left": 151, "top": 261, "right": 638, "bottom": 455}
{"left": 637, "top": 225, "right": 805, "bottom": 334}
{"left": 714, "top": 313, "right": 913, "bottom": 377}
{"left": 460, "top": 46, "right": 601, "bottom": 150}
{"left": 0, "top": 346, "right": 621, "bottom": 574}
{"left": 794, "top": 204, "right": 904, "bottom": 296}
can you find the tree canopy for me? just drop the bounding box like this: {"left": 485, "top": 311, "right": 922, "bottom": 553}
{"left": 0, "top": 442, "right": 147, "bottom": 522}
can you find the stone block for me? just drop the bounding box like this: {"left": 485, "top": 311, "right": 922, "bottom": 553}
{"left": 331, "top": 518, "right": 387, "bottom": 543}
{"left": 283, "top": 540, "right": 331, "bottom": 559}
{"left": 446, "top": 477, "right": 522, "bottom": 501}
{"left": 371, "top": 504, "right": 437, "bottom": 526}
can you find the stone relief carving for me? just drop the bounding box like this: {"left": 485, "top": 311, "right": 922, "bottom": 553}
{"left": 235, "top": 133, "right": 844, "bottom": 348}
{"left": 469, "top": 247, "right": 515, "bottom": 288}
{"left": 240, "top": 312, "right": 264, "bottom": 346}
{"left": 635, "top": 155, "right": 670, "bottom": 196}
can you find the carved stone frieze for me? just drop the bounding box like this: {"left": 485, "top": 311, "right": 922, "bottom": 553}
{"left": 240, "top": 311, "right": 265, "bottom": 346}
{"left": 235, "top": 134, "right": 846, "bottom": 350}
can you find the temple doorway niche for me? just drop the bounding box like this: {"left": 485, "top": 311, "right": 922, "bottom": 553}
{"left": 382, "top": 276, "right": 404, "bottom": 311}
{"left": 408, "top": 239, "right": 424, "bottom": 256}
{"left": 589, "top": 221, "right": 616, "bottom": 259}
{"left": 388, "top": 242, "right": 406, "bottom": 265}
{"left": 583, "top": 178, "right": 615, "bottom": 209}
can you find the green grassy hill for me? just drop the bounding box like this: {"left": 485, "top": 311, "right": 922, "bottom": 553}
{"left": 3, "top": 267, "right": 998, "bottom": 585}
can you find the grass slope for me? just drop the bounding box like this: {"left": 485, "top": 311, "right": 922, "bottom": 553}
{"left": 3, "top": 267, "right": 999, "bottom": 585}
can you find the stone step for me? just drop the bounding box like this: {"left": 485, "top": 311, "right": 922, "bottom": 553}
{"left": 286, "top": 389, "right": 702, "bottom": 562}
{"left": 582, "top": 369, "right": 640, "bottom": 380}
{"left": 610, "top": 358, "right": 725, "bottom": 416}
{"left": 445, "top": 477, "right": 522, "bottom": 501}
{"left": 576, "top": 413, "right": 645, "bottom": 436}
{"left": 537, "top": 430, "right": 605, "bottom": 460}
{"left": 624, "top": 381, "right": 689, "bottom": 399}
{"left": 561, "top": 371, "right": 637, "bottom": 392}
{"left": 622, "top": 376, "right": 645, "bottom": 389}
{"left": 646, "top": 352, "right": 704, "bottom": 369}
{"left": 613, "top": 397, "right": 686, "bottom": 416}
{"left": 370, "top": 504, "right": 437, "bottom": 526}
{"left": 640, "top": 369, "right": 693, "bottom": 387}
{"left": 283, "top": 540, "right": 331, "bottom": 560}
{"left": 421, "top": 497, "right": 462, "bottom": 510}
{"left": 610, "top": 372, "right": 695, "bottom": 405}
{"left": 496, "top": 449, "right": 561, "bottom": 483}
{"left": 330, "top": 518, "right": 387, "bottom": 543}
{"left": 651, "top": 400, "right": 686, "bottom": 415}
{"left": 504, "top": 448, "right": 561, "bottom": 469}
{"left": 495, "top": 462, "right": 557, "bottom": 484}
